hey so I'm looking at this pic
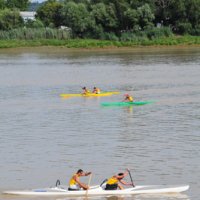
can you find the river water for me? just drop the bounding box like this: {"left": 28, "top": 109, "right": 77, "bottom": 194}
{"left": 0, "top": 46, "right": 199, "bottom": 200}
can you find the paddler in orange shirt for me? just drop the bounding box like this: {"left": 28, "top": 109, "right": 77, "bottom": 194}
{"left": 82, "top": 87, "right": 90, "bottom": 95}
{"left": 105, "top": 169, "right": 134, "bottom": 190}
{"left": 92, "top": 87, "right": 101, "bottom": 94}
{"left": 123, "top": 94, "right": 134, "bottom": 102}
{"left": 68, "top": 169, "right": 92, "bottom": 191}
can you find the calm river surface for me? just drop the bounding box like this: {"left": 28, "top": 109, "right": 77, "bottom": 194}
{"left": 0, "top": 46, "right": 199, "bottom": 200}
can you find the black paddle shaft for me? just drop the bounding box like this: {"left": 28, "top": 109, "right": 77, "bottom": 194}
{"left": 128, "top": 170, "right": 135, "bottom": 187}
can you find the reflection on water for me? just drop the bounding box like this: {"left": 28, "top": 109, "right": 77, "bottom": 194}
{"left": 56, "top": 193, "right": 190, "bottom": 200}
{"left": 0, "top": 46, "right": 199, "bottom": 200}
{"left": 0, "top": 193, "right": 191, "bottom": 200}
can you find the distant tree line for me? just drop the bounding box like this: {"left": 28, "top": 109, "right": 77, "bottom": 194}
{"left": 35, "top": 0, "right": 200, "bottom": 38}
{"left": 0, "top": 0, "right": 200, "bottom": 40}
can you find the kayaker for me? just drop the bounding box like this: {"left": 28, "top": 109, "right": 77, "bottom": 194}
{"left": 105, "top": 169, "right": 134, "bottom": 190}
{"left": 123, "top": 94, "right": 133, "bottom": 102}
{"left": 68, "top": 169, "right": 92, "bottom": 191}
{"left": 82, "top": 87, "right": 90, "bottom": 94}
{"left": 92, "top": 87, "right": 101, "bottom": 94}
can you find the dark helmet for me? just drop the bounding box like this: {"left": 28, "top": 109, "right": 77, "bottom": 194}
{"left": 118, "top": 173, "right": 124, "bottom": 179}
{"left": 82, "top": 87, "right": 86, "bottom": 90}
{"left": 77, "top": 169, "right": 83, "bottom": 174}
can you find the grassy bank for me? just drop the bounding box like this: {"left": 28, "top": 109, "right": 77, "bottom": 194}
{"left": 0, "top": 36, "right": 200, "bottom": 49}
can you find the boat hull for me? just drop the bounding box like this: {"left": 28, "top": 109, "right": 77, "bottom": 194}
{"left": 101, "top": 101, "right": 155, "bottom": 106}
{"left": 60, "top": 91, "right": 119, "bottom": 98}
{"left": 3, "top": 185, "right": 189, "bottom": 196}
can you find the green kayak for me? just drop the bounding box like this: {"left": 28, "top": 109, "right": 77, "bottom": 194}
{"left": 101, "top": 101, "right": 155, "bottom": 107}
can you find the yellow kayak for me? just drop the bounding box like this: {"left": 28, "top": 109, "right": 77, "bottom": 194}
{"left": 60, "top": 91, "right": 120, "bottom": 98}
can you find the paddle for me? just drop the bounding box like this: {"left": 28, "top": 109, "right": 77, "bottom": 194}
{"left": 127, "top": 169, "right": 135, "bottom": 187}
{"left": 86, "top": 173, "right": 92, "bottom": 196}
{"left": 55, "top": 179, "right": 60, "bottom": 187}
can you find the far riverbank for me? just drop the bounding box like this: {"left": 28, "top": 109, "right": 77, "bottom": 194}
{"left": 0, "top": 36, "right": 200, "bottom": 49}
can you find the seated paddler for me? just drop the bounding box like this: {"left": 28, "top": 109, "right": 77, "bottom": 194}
{"left": 123, "top": 94, "right": 134, "bottom": 102}
{"left": 82, "top": 87, "right": 90, "bottom": 95}
{"left": 92, "top": 87, "right": 101, "bottom": 94}
{"left": 68, "top": 169, "right": 92, "bottom": 190}
{"left": 105, "top": 169, "right": 134, "bottom": 190}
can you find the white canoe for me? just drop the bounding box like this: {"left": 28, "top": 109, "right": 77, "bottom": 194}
{"left": 3, "top": 185, "right": 189, "bottom": 196}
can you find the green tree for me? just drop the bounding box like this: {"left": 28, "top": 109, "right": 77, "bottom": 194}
{"left": 124, "top": 8, "right": 138, "bottom": 30}
{"left": 137, "top": 4, "right": 155, "bottom": 30}
{"left": 185, "top": 0, "right": 200, "bottom": 28}
{"left": 91, "top": 3, "right": 118, "bottom": 32}
{"left": 25, "top": 19, "right": 44, "bottom": 28}
{"left": 61, "top": 2, "right": 92, "bottom": 37}
{"left": 36, "top": 0, "right": 63, "bottom": 27}
{"left": 130, "top": 0, "right": 155, "bottom": 10}
{"left": 6, "top": 0, "right": 30, "bottom": 11}
{"left": 154, "top": 0, "right": 171, "bottom": 25}
{"left": 64, "top": 0, "right": 90, "bottom": 4}
{"left": 0, "top": 0, "right": 6, "bottom": 9}
{"left": 109, "top": 0, "right": 129, "bottom": 30}
{"left": 168, "top": 0, "right": 187, "bottom": 25}
{"left": 0, "top": 8, "right": 23, "bottom": 30}
{"left": 155, "top": 0, "right": 200, "bottom": 35}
